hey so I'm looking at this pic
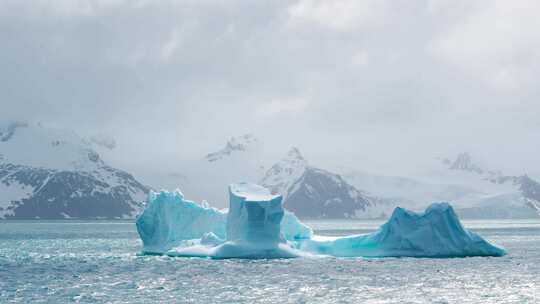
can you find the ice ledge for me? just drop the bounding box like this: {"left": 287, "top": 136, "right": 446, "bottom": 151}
{"left": 229, "top": 182, "right": 280, "bottom": 202}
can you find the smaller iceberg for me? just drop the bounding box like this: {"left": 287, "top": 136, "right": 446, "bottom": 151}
{"left": 136, "top": 183, "right": 506, "bottom": 259}
{"left": 297, "top": 203, "right": 507, "bottom": 257}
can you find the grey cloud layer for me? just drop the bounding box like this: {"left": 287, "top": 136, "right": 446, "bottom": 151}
{"left": 1, "top": 0, "right": 539, "bottom": 176}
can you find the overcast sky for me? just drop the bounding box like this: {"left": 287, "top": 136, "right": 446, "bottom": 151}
{"left": 1, "top": 0, "right": 539, "bottom": 177}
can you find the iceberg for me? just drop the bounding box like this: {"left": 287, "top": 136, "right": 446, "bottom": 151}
{"left": 136, "top": 183, "right": 506, "bottom": 258}
{"left": 135, "top": 190, "right": 226, "bottom": 254}
{"left": 297, "top": 203, "right": 507, "bottom": 257}
{"left": 167, "top": 183, "right": 306, "bottom": 258}
{"left": 136, "top": 186, "right": 312, "bottom": 254}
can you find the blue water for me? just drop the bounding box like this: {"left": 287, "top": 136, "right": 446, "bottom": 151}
{"left": 1, "top": 220, "right": 539, "bottom": 303}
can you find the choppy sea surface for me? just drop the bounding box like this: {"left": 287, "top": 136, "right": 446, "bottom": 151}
{"left": 1, "top": 219, "right": 539, "bottom": 304}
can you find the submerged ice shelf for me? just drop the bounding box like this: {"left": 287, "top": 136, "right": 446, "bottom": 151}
{"left": 136, "top": 183, "right": 506, "bottom": 259}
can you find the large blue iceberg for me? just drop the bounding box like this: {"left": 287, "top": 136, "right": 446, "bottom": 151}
{"left": 167, "top": 183, "right": 308, "bottom": 258}
{"left": 136, "top": 183, "right": 506, "bottom": 258}
{"left": 136, "top": 185, "right": 312, "bottom": 255}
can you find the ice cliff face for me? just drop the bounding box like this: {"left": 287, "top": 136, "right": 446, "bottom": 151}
{"left": 261, "top": 148, "right": 374, "bottom": 218}
{"left": 226, "top": 183, "right": 285, "bottom": 243}
{"left": 208, "top": 183, "right": 304, "bottom": 258}
{"left": 0, "top": 122, "right": 149, "bottom": 219}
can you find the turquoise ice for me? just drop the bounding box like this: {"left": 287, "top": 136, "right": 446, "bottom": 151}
{"left": 164, "top": 183, "right": 307, "bottom": 258}
{"left": 136, "top": 183, "right": 506, "bottom": 258}
{"left": 135, "top": 190, "right": 226, "bottom": 254}
{"left": 297, "top": 203, "right": 507, "bottom": 257}
{"left": 136, "top": 185, "right": 312, "bottom": 255}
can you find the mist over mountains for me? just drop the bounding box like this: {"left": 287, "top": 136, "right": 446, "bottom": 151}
{"left": 2, "top": 1, "right": 540, "bottom": 189}
{"left": 2, "top": 121, "right": 537, "bottom": 219}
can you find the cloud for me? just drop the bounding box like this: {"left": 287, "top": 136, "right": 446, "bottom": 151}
{"left": 287, "top": 0, "right": 388, "bottom": 31}
{"left": 430, "top": 0, "right": 540, "bottom": 91}
{"left": 256, "top": 97, "right": 310, "bottom": 118}
{"left": 0, "top": 0, "right": 539, "bottom": 178}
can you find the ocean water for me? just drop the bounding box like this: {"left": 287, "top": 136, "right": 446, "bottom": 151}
{"left": 1, "top": 220, "right": 539, "bottom": 304}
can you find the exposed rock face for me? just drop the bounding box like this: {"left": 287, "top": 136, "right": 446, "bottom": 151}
{"left": 0, "top": 122, "right": 150, "bottom": 219}
{"left": 519, "top": 175, "right": 540, "bottom": 213}
{"left": 284, "top": 167, "right": 372, "bottom": 218}
{"left": 0, "top": 163, "right": 149, "bottom": 219}
{"left": 261, "top": 148, "right": 373, "bottom": 218}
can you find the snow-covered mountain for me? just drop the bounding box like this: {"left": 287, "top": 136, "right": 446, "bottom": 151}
{"left": 4, "top": 123, "right": 537, "bottom": 220}
{"left": 261, "top": 148, "right": 381, "bottom": 218}
{"left": 439, "top": 153, "right": 540, "bottom": 218}
{"left": 442, "top": 152, "right": 484, "bottom": 174}
{"left": 188, "top": 142, "right": 390, "bottom": 218}
{"left": 259, "top": 147, "right": 307, "bottom": 200}
{"left": 519, "top": 175, "right": 540, "bottom": 213}
{"left": 341, "top": 152, "right": 540, "bottom": 219}
{"left": 0, "top": 122, "right": 149, "bottom": 219}
{"left": 169, "top": 134, "right": 268, "bottom": 206}
{"left": 341, "top": 169, "right": 482, "bottom": 208}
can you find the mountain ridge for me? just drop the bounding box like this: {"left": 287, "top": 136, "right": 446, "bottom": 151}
{"left": 261, "top": 147, "right": 378, "bottom": 218}
{"left": 0, "top": 122, "right": 150, "bottom": 219}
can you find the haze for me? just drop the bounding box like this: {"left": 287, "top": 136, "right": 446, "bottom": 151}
{"left": 1, "top": 0, "right": 539, "bottom": 181}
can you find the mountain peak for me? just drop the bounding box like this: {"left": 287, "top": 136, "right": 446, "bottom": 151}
{"left": 286, "top": 147, "right": 304, "bottom": 161}
{"left": 281, "top": 147, "right": 308, "bottom": 169}
{"left": 260, "top": 147, "right": 308, "bottom": 199}
{"left": 205, "top": 134, "right": 258, "bottom": 162}
{"left": 446, "top": 152, "right": 484, "bottom": 174}
{"left": 260, "top": 148, "right": 373, "bottom": 218}
{"left": 0, "top": 123, "right": 150, "bottom": 219}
